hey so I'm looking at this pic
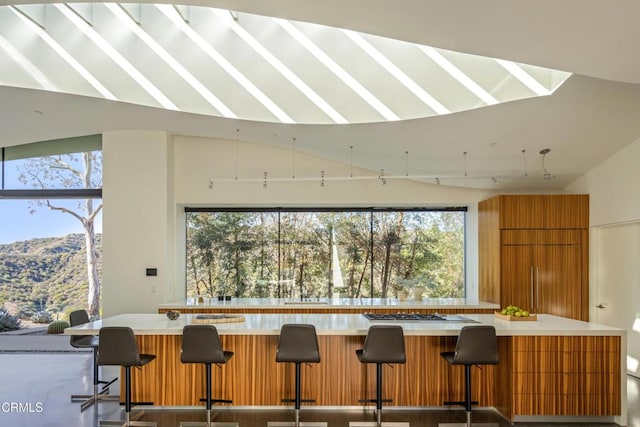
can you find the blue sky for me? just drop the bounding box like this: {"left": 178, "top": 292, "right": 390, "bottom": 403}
{"left": 0, "top": 199, "right": 102, "bottom": 244}
{"left": 1, "top": 157, "right": 102, "bottom": 244}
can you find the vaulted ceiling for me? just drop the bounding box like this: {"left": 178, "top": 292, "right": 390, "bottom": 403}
{"left": 1, "top": 0, "right": 640, "bottom": 190}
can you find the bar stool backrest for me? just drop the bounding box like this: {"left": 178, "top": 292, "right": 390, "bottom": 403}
{"left": 181, "top": 325, "right": 226, "bottom": 363}
{"left": 359, "top": 325, "right": 406, "bottom": 364}
{"left": 97, "top": 326, "right": 141, "bottom": 366}
{"left": 276, "top": 324, "right": 320, "bottom": 363}
{"left": 69, "top": 309, "right": 93, "bottom": 347}
{"left": 453, "top": 325, "right": 499, "bottom": 365}
{"left": 70, "top": 310, "right": 90, "bottom": 326}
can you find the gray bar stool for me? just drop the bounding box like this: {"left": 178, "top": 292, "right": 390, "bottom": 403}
{"left": 97, "top": 326, "right": 157, "bottom": 427}
{"left": 350, "top": 325, "right": 408, "bottom": 427}
{"left": 268, "top": 324, "right": 326, "bottom": 427}
{"left": 439, "top": 325, "right": 499, "bottom": 427}
{"left": 180, "top": 325, "right": 238, "bottom": 427}
{"left": 69, "top": 309, "right": 119, "bottom": 411}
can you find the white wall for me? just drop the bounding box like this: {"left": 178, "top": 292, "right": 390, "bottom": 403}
{"left": 102, "top": 133, "right": 500, "bottom": 315}
{"left": 566, "top": 137, "right": 640, "bottom": 372}
{"left": 102, "top": 130, "right": 179, "bottom": 317}
{"left": 566, "top": 137, "right": 640, "bottom": 226}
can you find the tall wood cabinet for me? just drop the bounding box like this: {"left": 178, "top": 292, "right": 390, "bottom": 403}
{"left": 479, "top": 195, "right": 589, "bottom": 321}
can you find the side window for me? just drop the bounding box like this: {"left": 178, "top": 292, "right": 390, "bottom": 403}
{"left": 0, "top": 141, "right": 103, "bottom": 323}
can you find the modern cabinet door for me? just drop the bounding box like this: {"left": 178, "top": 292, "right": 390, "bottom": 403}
{"left": 501, "top": 243, "right": 582, "bottom": 318}
{"left": 501, "top": 244, "right": 535, "bottom": 312}
{"left": 535, "top": 243, "right": 582, "bottom": 318}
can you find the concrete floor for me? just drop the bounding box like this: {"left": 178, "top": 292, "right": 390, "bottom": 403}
{"left": 0, "top": 351, "right": 636, "bottom": 427}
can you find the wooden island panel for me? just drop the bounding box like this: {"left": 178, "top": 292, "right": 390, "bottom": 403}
{"left": 511, "top": 336, "right": 621, "bottom": 416}
{"left": 128, "top": 335, "right": 502, "bottom": 408}
{"left": 68, "top": 313, "right": 622, "bottom": 423}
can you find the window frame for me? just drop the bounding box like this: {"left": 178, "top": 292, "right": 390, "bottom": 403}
{"left": 185, "top": 206, "right": 467, "bottom": 299}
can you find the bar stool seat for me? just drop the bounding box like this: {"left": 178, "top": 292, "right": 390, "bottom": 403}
{"left": 179, "top": 325, "right": 238, "bottom": 427}
{"left": 268, "top": 324, "right": 326, "bottom": 427}
{"left": 97, "top": 326, "right": 156, "bottom": 427}
{"left": 439, "top": 325, "right": 499, "bottom": 427}
{"left": 69, "top": 309, "right": 119, "bottom": 411}
{"left": 350, "top": 325, "right": 408, "bottom": 427}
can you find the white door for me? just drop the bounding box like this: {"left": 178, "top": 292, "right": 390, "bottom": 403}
{"left": 594, "top": 221, "right": 640, "bottom": 377}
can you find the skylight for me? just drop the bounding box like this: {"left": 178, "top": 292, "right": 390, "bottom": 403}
{"left": 0, "top": 3, "right": 571, "bottom": 124}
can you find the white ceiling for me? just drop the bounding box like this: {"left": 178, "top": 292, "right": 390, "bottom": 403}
{"left": 1, "top": 0, "right": 640, "bottom": 191}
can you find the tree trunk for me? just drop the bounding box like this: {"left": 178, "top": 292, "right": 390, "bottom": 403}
{"left": 84, "top": 217, "right": 100, "bottom": 318}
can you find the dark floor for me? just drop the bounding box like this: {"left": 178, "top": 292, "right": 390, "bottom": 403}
{"left": 0, "top": 351, "right": 636, "bottom": 427}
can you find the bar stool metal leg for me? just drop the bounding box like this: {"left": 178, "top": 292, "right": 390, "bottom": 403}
{"left": 269, "top": 324, "right": 326, "bottom": 427}
{"left": 180, "top": 364, "right": 238, "bottom": 427}
{"left": 71, "top": 347, "right": 119, "bottom": 411}
{"left": 99, "top": 367, "right": 157, "bottom": 427}
{"left": 350, "top": 325, "right": 408, "bottom": 427}
{"left": 438, "top": 325, "right": 500, "bottom": 427}
{"left": 349, "top": 363, "right": 409, "bottom": 427}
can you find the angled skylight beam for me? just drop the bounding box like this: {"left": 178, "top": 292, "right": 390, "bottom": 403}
{"left": 276, "top": 19, "right": 399, "bottom": 121}
{"left": 214, "top": 9, "right": 347, "bottom": 124}
{"left": 9, "top": 6, "right": 115, "bottom": 100}
{"left": 0, "top": 34, "right": 58, "bottom": 91}
{"left": 54, "top": 3, "right": 177, "bottom": 110}
{"left": 157, "top": 4, "right": 294, "bottom": 123}
{"left": 105, "top": 4, "right": 236, "bottom": 118}
{"left": 343, "top": 30, "right": 449, "bottom": 115}
{"left": 417, "top": 45, "right": 499, "bottom": 106}
{"left": 495, "top": 59, "right": 551, "bottom": 96}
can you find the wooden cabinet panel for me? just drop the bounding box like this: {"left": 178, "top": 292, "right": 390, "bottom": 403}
{"left": 497, "top": 195, "right": 588, "bottom": 229}
{"left": 535, "top": 243, "right": 582, "bottom": 318}
{"left": 501, "top": 229, "right": 581, "bottom": 245}
{"left": 513, "top": 394, "right": 620, "bottom": 416}
{"left": 511, "top": 336, "right": 621, "bottom": 417}
{"left": 500, "top": 243, "right": 581, "bottom": 317}
{"left": 479, "top": 194, "right": 589, "bottom": 321}
{"left": 500, "top": 245, "right": 534, "bottom": 312}
{"left": 499, "top": 195, "right": 548, "bottom": 229}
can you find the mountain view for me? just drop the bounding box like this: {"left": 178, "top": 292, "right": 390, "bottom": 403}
{"left": 0, "top": 234, "right": 101, "bottom": 320}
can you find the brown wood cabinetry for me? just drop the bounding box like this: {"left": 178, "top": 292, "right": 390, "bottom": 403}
{"left": 479, "top": 195, "right": 589, "bottom": 320}
{"left": 511, "top": 336, "right": 620, "bottom": 416}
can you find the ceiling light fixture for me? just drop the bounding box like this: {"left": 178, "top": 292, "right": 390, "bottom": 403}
{"left": 291, "top": 137, "right": 297, "bottom": 179}
{"left": 349, "top": 145, "right": 354, "bottom": 178}
{"left": 463, "top": 151, "right": 468, "bottom": 177}
{"left": 405, "top": 151, "right": 409, "bottom": 177}
{"left": 234, "top": 129, "right": 240, "bottom": 181}
{"left": 540, "top": 148, "right": 554, "bottom": 180}
{"left": 207, "top": 148, "right": 558, "bottom": 188}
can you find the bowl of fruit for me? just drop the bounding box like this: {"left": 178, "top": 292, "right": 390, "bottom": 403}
{"left": 495, "top": 305, "right": 537, "bottom": 321}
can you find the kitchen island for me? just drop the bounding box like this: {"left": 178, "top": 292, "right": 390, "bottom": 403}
{"left": 158, "top": 297, "right": 499, "bottom": 314}
{"left": 67, "top": 313, "right": 626, "bottom": 425}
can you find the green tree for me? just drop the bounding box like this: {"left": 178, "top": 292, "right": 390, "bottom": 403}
{"left": 18, "top": 152, "right": 102, "bottom": 317}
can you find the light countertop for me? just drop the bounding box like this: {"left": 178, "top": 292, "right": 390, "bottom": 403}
{"left": 66, "top": 313, "right": 625, "bottom": 337}
{"left": 158, "top": 297, "right": 500, "bottom": 310}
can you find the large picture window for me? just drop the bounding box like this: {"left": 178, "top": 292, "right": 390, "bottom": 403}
{"left": 186, "top": 208, "right": 466, "bottom": 299}
{"left": 0, "top": 136, "right": 103, "bottom": 322}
